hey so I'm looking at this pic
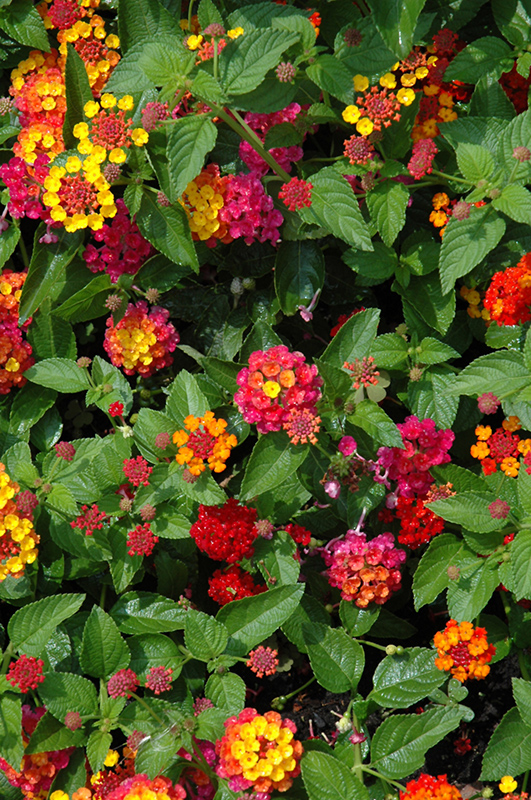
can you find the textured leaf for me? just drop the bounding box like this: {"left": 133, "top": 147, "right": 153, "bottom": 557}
{"left": 306, "top": 54, "right": 355, "bottom": 103}
{"left": 25, "top": 358, "right": 90, "bottom": 393}
{"left": 0, "top": 224, "right": 20, "bottom": 270}
{"left": 39, "top": 672, "right": 98, "bottom": 722}
{"left": 165, "top": 370, "right": 209, "bottom": 423}
{"left": 87, "top": 731, "right": 112, "bottom": 774}
{"left": 450, "top": 351, "right": 528, "bottom": 398}
{"left": 370, "top": 648, "right": 446, "bottom": 708}
{"left": 456, "top": 142, "right": 495, "bottom": 182}
{"left": 513, "top": 678, "right": 531, "bottom": 727}
{"left": 350, "top": 401, "right": 403, "bottom": 448}
{"left": 0, "top": 0, "right": 49, "bottom": 49}
{"left": 27, "top": 299, "right": 76, "bottom": 360}
{"left": 429, "top": 491, "right": 500, "bottom": 533}
{"left": 185, "top": 612, "right": 229, "bottom": 661}
{"left": 365, "top": 0, "right": 426, "bottom": 58}
{"left": 118, "top": 0, "right": 180, "bottom": 51}
{"left": 439, "top": 207, "right": 505, "bottom": 293}
{"left": 166, "top": 116, "right": 218, "bottom": 201}
{"left": 136, "top": 39, "right": 195, "bottom": 84}
{"left": 299, "top": 168, "right": 373, "bottom": 250}
{"left": 63, "top": 44, "right": 93, "bottom": 150}
{"left": 219, "top": 29, "right": 299, "bottom": 95}
{"left": 274, "top": 240, "right": 325, "bottom": 316}
{"left": 8, "top": 594, "right": 84, "bottom": 656}
{"left": 447, "top": 559, "right": 499, "bottom": 621}
{"left": 445, "top": 36, "right": 513, "bottom": 81}
{"left": 9, "top": 384, "right": 57, "bottom": 438}
{"left": 240, "top": 433, "right": 308, "bottom": 501}
{"left": 80, "top": 606, "right": 130, "bottom": 680}
{"left": 0, "top": 695, "right": 22, "bottom": 770}
{"left": 54, "top": 274, "right": 113, "bottom": 323}
{"left": 481, "top": 707, "right": 531, "bottom": 778}
{"left": 400, "top": 273, "right": 456, "bottom": 335}
{"left": 305, "top": 625, "right": 365, "bottom": 693}
{"left": 413, "top": 535, "right": 464, "bottom": 610}
{"left": 254, "top": 532, "right": 300, "bottom": 586}
{"left": 510, "top": 530, "right": 531, "bottom": 601}
{"left": 493, "top": 184, "right": 531, "bottom": 224}
{"left": 302, "top": 751, "right": 369, "bottom": 800}
{"left": 321, "top": 308, "right": 380, "bottom": 367}
{"left": 25, "top": 712, "right": 86, "bottom": 754}
{"left": 110, "top": 592, "right": 188, "bottom": 634}
{"left": 137, "top": 192, "right": 198, "bottom": 270}
{"left": 366, "top": 182, "right": 409, "bottom": 247}
{"left": 128, "top": 633, "right": 184, "bottom": 679}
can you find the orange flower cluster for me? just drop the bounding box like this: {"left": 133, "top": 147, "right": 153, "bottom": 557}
{"left": 429, "top": 193, "right": 485, "bottom": 236}
{"left": 0, "top": 269, "right": 34, "bottom": 394}
{"left": 459, "top": 285, "right": 490, "bottom": 321}
{"left": 400, "top": 773, "right": 463, "bottom": 800}
{"left": 470, "top": 418, "right": 530, "bottom": 478}
{"left": 484, "top": 253, "right": 531, "bottom": 326}
{"left": 180, "top": 165, "right": 231, "bottom": 245}
{"left": 0, "top": 463, "right": 39, "bottom": 581}
{"left": 433, "top": 619, "right": 495, "bottom": 682}
{"left": 216, "top": 708, "right": 303, "bottom": 794}
{"left": 173, "top": 412, "right": 237, "bottom": 476}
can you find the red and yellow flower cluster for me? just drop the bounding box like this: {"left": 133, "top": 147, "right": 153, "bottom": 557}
{"left": 484, "top": 253, "right": 531, "bottom": 326}
{"left": 470, "top": 417, "right": 531, "bottom": 478}
{"left": 433, "top": 619, "right": 495, "bottom": 682}
{"left": 0, "top": 269, "right": 34, "bottom": 394}
{"left": 173, "top": 412, "right": 237, "bottom": 476}
{"left": 215, "top": 708, "right": 303, "bottom": 794}
{"left": 400, "top": 773, "right": 463, "bottom": 800}
{"left": 0, "top": 463, "right": 39, "bottom": 581}
{"left": 104, "top": 301, "right": 179, "bottom": 377}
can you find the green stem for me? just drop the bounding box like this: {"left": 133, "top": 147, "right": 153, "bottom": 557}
{"left": 17, "top": 232, "right": 29, "bottom": 268}
{"left": 187, "top": 0, "right": 193, "bottom": 32}
{"left": 351, "top": 711, "right": 363, "bottom": 785}
{"left": 0, "top": 642, "right": 13, "bottom": 675}
{"left": 431, "top": 169, "right": 475, "bottom": 186}
{"left": 282, "top": 675, "right": 316, "bottom": 702}
{"left": 362, "top": 766, "right": 406, "bottom": 791}
{"left": 130, "top": 692, "right": 166, "bottom": 725}
{"left": 356, "top": 639, "right": 388, "bottom": 652}
{"left": 523, "top": 771, "right": 529, "bottom": 792}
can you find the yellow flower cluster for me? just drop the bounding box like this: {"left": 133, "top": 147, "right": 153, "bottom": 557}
{"left": 72, "top": 93, "right": 148, "bottom": 165}
{"left": 56, "top": 14, "right": 121, "bottom": 93}
{"left": 181, "top": 173, "right": 228, "bottom": 242}
{"left": 42, "top": 156, "right": 116, "bottom": 232}
{"left": 0, "top": 464, "right": 39, "bottom": 582}
{"left": 173, "top": 412, "right": 237, "bottom": 475}
{"left": 460, "top": 285, "right": 490, "bottom": 321}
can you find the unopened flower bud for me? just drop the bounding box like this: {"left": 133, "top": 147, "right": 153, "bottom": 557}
{"left": 145, "top": 288, "right": 160, "bottom": 304}
{"left": 385, "top": 644, "right": 397, "bottom": 655}
{"left": 335, "top": 715, "right": 352, "bottom": 733}
{"left": 105, "top": 294, "right": 123, "bottom": 312}
{"left": 242, "top": 277, "right": 255, "bottom": 291}
{"left": 120, "top": 497, "right": 134, "bottom": 513}
{"left": 231, "top": 277, "right": 244, "bottom": 296}
{"left": 513, "top": 146, "right": 531, "bottom": 162}
{"left": 447, "top": 565, "right": 460, "bottom": 580}
{"left": 77, "top": 357, "right": 92, "bottom": 368}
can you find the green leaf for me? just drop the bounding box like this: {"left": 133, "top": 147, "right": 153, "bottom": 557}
{"left": 106, "top": 527, "right": 143, "bottom": 594}
{"left": 371, "top": 706, "right": 464, "bottom": 778}
{"left": 366, "top": 182, "right": 409, "bottom": 247}
{"left": 493, "top": 184, "right": 531, "bottom": 224}
{"left": 438, "top": 207, "right": 505, "bottom": 294}
{"left": 335, "top": 17, "right": 397, "bottom": 78}
{"left": 429, "top": 492, "right": 500, "bottom": 533}
{"left": 8, "top": 594, "right": 84, "bottom": 656}
{"left": 413, "top": 535, "right": 463, "bottom": 610}
{"left": 87, "top": 731, "right": 112, "bottom": 774}
{"left": 281, "top": 594, "right": 331, "bottom": 654}
{"left": 349, "top": 400, "right": 403, "bottom": 448}
{"left": 493, "top": 0, "right": 531, "bottom": 46}
{"left": 369, "top": 648, "right": 446, "bottom": 708}
{"left": 197, "top": 0, "right": 223, "bottom": 28}
{"left": 498, "top": 109, "right": 531, "bottom": 184}
{"left": 513, "top": 677, "right": 531, "bottom": 727}
{"left": 27, "top": 298, "right": 76, "bottom": 360}
{"left": 219, "top": 29, "right": 299, "bottom": 96}
{"left": 185, "top": 612, "right": 229, "bottom": 661}
{"left": 206, "top": 673, "right": 246, "bottom": 715}
{"left": 302, "top": 751, "right": 369, "bottom": 800}
{"left": 137, "top": 192, "right": 198, "bottom": 271}
{"left": 239, "top": 433, "right": 308, "bottom": 501}
{"left": 449, "top": 350, "right": 528, "bottom": 398}
{"left": 340, "top": 602, "right": 380, "bottom": 637}
{"left": 481, "top": 707, "right": 531, "bottom": 779}
{"left": 38, "top": 672, "right": 99, "bottom": 722}
{"left": 456, "top": 142, "right": 495, "bottom": 182}
{"left": 0, "top": 695, "right": 23, "bottom": 770}
{"left": 320, "top": 308, "right": 380, "bottom": 367}
{"left": 254, "top": 532, "right": 300, "bottom": 586}
{"left": 25, "top": 358, "right": 90, "bottom": 393}
{"left": 217, "top": 583, "right": 304, "bottom": 655}
{"left": 417, "top": 337, "right": 459, "bottom": 365}
{"left": 19, "top": 229, "right": 83, "bottom": 324}
{"left": 165, "top": 370, "right": 209, "bottom": 423}
{"left": 80, "top": 606, "right": 130, "bottom": 680}
{"left": 343, "top": 242, "right": 397, "bottom": 286}
{"left": 128, "top": 633, "right": 183, "bottom": 680}
{"left": 274, "top": 240, "right": 324, "bottom": 315}
{"left": 306, "top": 55, "right": 355, "bottom": 104}
{"left": 63, "top": 43, "right": 93, "bottom": 150}
{"left": 407, "top": 370, "right": 460, "bottom": 428}
{"left": 118, "top": 0, "right": 180, "bottom": 52}
{"left": 304, "top": 625, "right": 365, "bottom": 693}
{"left": 518, "top": 465, "right": 531, "bottom": 515}
{"left": 0, "top": 0, "right": 49, "bottom": 49}
{"left": 445, "top": 36, "right": 514, "bottom": 82}
{"left": 371, "top": 334, "right": 409, "bottom": 369}
{"left": 0, "top": 224, "right": 20, "bottom": 270}
{"left": 447, "top": 559, "right": 500, "bottom": 621}
{"left": 110, "top": 591, "right": 188, "bottom": 634}
{"left": 54, "top": 274, "right": 113, "bottom": 323}
{"left": 299, "top": 168, "right": 373, "bottom": 251}
{"left": 9, "top": 384, "right": 57, "bottom": 438}
{"left": 25, "top": 712, "right": 86, "bottom": 754}
{"left": 470, "top": 74, "right": 516, "bottom": 119}
{"left": 510, "top": 530, "right": 531, "bottom": 601}
{"left": 136, "top": 39, "right": 195, "bottom": 85}
{"left": 365, "top": 0, "right": 426, "bottom": 58}
{"left": 166, "top": 116, "right": 218, "bottom": 202}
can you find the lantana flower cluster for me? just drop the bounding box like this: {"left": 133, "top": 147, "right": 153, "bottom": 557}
{"left": 239, "top": 103, "right": 305, "bottom": 177}
{"left": 74, "top": 94, "right": 148, "bottom": 165}
{"left": 323, "top": 530, "right": 405, "bottom": 607}
{"left": 173, "top": 412, "right": 237, "bottom": 476}
{"left": 400, "top": 774, "right": 463, "bottom": 800}
{"left": 190, "top": 498, "right": 258, "bottom": 563}
{"left": 215, "top": 708, "right": 303, "bottom": 795}
{"left": 377, "top": 415, "right": 454, "bottom": 498}
{"left": 234, "top": 345, "right": 322, "bottom": 437}
{"left": 105, "top": 774, "right": 186, "bottom": 800}
{"left": 433, "top": 619, "right": 496, "bottom": 682}
{"left": 470, "top": 418, "right": 530, "bottom": 477}
{"left": 208, "top": 564, "right": 265, "bottom": 606}
{"left": 0, "top": 463, "right": 40, "bottom": 581}
{"left": 104, "top": 301, "right": 179, "bottom": 376}
{"left": 393, "top": 494, "right": 447, "bottom": 549}
{"left": 483, "top": 253, "right": 531, "bottom": 326}
{"left": 0, "top": 268, "right": 34, "bottom": 393}
{"left": 83, "top": 198, "right": 152, "bottom": 281}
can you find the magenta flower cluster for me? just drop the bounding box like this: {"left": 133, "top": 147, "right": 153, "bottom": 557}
{"left": 239, "top": 103, "right": 305, "bottom": 177}
{"left": 407, "top": 138, "right": 438, "bottom": 179}
{"left": 377, "top": 415, "right": 454, "bottom": 498}
{"left": 219, "top": 173, "right": 284, "bottom": 245}
{"left": 0, "top": 155, "right": 51, "bottom": 222}
{"left": 83, "top": 199, "right": 152, "bottom": 282}
{"left": 234, "top": 345, "right": 323, "bottom": 434}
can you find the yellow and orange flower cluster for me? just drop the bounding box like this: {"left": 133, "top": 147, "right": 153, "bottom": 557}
{"left": 216, "top": 708, "right": 303, "bottom": 794}
{"left": 433, "top": 619, "right": 495, "bottom": 682}
{"left": 470, "top": 418, "right": 530, "bottom": 478}
{"left": 42, "top": 157, "right": 116, "bottom": 232}
{"left": 460, "top": 285, "right": 490, "bottom": 321}
{"left": 400, "top": 773, "right": 462, "bottom": 800}
{"left": 173, "top": 412, "right": 237, "bottom": 476}
{"left": 0, "top": 464, "right": 39, "bottom": 581}
{"left": 75, "top": 94, "right": 148, "bottom": 165}
{"left": 181, "top": 165, "right": 231, "bottom": 244}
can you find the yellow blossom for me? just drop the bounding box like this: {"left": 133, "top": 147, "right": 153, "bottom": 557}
{"left": 356, "top": 117, "right": 374, "bottom": 136}
{"left": 379, "top": 72, "right": 396, "bottom": 89}
{"left": 397, "top": 88, "right": 415, "bottom": 106}
{"left": 227, "top": 27, "right": 244, "bottom": 39}
{"left": 187, "top": 34, "right": 203, "bottom": 49}
{"left": 499, "top": 777, "right": 518, "bottom": 794}
{"left": 353, "top": 74, "right": 369, "bottom": 92}
{"left": 342, "top": 105, "right": 361, "bottom": 124}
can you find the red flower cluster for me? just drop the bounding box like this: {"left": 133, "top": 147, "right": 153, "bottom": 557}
{"left": 394, "top": 495, "right": 445, "bottom": 549}
{"left": 83, "top": 199, "right": 152, "bottom": 282}
{"left": 191, "top": 499, "right": 259, "bottom": 563}
{"left": 279, "top": 177, "right": 313, "bottom": 211}
{"left": 377, "top": 416, "right": 454, "bottom": 498}
{"left": 247, "top": 646, "right": 279, "bottom": 678}
{"left": 104, "top": 301, "right": 179, "bottom": 377}
{"left": 107, "top": 668, "right": 139, "bottom": 698}
{"left": 0, "top": 155, "right": 52, "bottom": 222}
{"left": 219, "top": 172, "right": 284, "bottom": 245}
{"left": 0, "top": 268, "right": 34, "bottom": 394}
{"left": 6, "top": 655, "right": 45, "bottom": 692}
{"left": 55, "top": 440, "right": 75, "bottom": 461}
{"left": 434, "top": 619, "right": 495, "bottom": 682}
{"left": 343, "top": 134, "right": 375, "bottom": 165}
{"left": 283, "top": 522, "right": 312, "bottom": 547}
{"left": 123, "top": 456, "right": 153, "bottom": 487}
{"left": 400, "top": 774, "right": 462, "bottom": 800}
{"left": 106, "top": 774, "right": 186, "bottom": 800}
{"left": 145, "top": 665, "right": 173, "bottom": 694}
{"left": 484, "top": 253, "right": 531, "bottom": 326}
{"left": 500, "top": 62, "right": 531, "bottom": 113}
{"left": 239, "top": 103, "right": 305, "bottom": 177}
{"left": 126, "top": 522, "right": 158, "bottom": 557}
{"left": 234, "top": 345, "right": 322, "bottom": 435}
{"left": 71, "top": 503, "right": 107, "bottom": 536}
{"left": 470, "top": 420, "right": 526, "bottom": 478}
{"left": 208, "top": 564, "right": 266, "bottom": 606}
{"left": 407, "top": 138, "right": 438, "bottom": 178}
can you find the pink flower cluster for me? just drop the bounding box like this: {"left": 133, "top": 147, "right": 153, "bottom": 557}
{"left": 407, "top": 138, "right": 438, "bottom": 179}
{"left": 240, "top": 103, "right": 305, "bottom": 177}
{"left": 83, "top": 199, "right": 152, "bottom": 282}
{"left": 323, "top": 530, "right": 405, "bottom": 606}
{"left": 219, "top": 173, "right": 284, "bottom": 245}
{"left": 377, "top": 416, "right": 454, "bottom": 498}
{"left": 234, "top": 345, "right": 323, "bottom": 434}
{"left": 0, "top": 155, "right": 51, "bottom": 222}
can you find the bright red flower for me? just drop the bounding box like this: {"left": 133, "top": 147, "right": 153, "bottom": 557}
{"left": 7, "top": 655, "right": 45, "bottom": 692}
{"left": 208, "top": 564, "right": 266, "bottom": 605}
{"left": 191, "top": 499, "right": 259, "bottom": 563}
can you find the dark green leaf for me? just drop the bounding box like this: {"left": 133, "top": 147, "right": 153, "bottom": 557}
{"left": 304, "top": 625, "right": 365, "bottom": 693}
{"left": 365, "top": 0, "right": 426, "bottom": 58}
{"left": 166, "top": 116, "right": 217, "bottom": 202}
{"left": 366, "top": 182, "right": 409, "bottom": 247}
{"left": 8, "top": 594, "right": 84, "bottom": 656}
{"left": 25, "top": 358, "right": 90, "bottom": 393}
{"left": 370, "top": 648, "right": 446, "bottom": 708}
{"left": 80, "top": 606, "right": 130, "bottom": 680}
{"left": 239, "top": 433, "right": 308, "bottom": 500}
{"left": 444, "top": 36, "right": 514, "bottom": 82}
{"left": 219, "top": 29, "right": 299, "bottom": 96}
{"left": 439, "top": 207, "right": 505, "bottom": 294}
{"left": 118, "top": 0, "right": 180, "bottom": 52}
{"left": 274, "top": 240, "right": 324, "bottom": 315}
{"left": 54, "top": 274, "right": 113, "bottom": 323}
{"left": 110, "top": 591, "right": 189, "bottom": 634}
{"left": 63, "top": 44, "right": 93, "bottom": 150}
{"left": 306, "top": 55, "right": 355, "bottom": 104}
{"left": 481, "top": 707, "right": 531, "bottom": 778}
{"left": 0, "top": 0, "right": 49, "bottom": 49}
{"left": 137, "top": 192, "right": 198, "bottom": 271}
{"left": 302, "top": 751, "right": 369, "bottom": 800}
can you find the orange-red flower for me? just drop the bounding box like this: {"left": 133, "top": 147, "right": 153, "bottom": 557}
{"left": 173, "top": 412, "right": 237, "bottom": 475}
{"left": 401, "top": 773, "right": 462, "bottom": 800}
{"left": 433, "top": 619, "right": 495, "bottom": 682}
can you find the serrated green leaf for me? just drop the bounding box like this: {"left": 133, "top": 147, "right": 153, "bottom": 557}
{"left": 80, "top": 606, "right": 130, "bottom": 680}
{"left": 444, "top": 36, "right": 513, "bottom": 82}
{"left": 299, "top": 167, "right": 373, "bottom": 250}
{"left": 449, "top": 350, "right": 528, "bottom": 398}
{"left": 493, "top": 184, "right": 531, "bottom": 224}
{"left": 429, "top": 491, "right": 500, "bottom": 533}
{"left": 274, "top": 240, "right": 324, "bottom": 316}
{"left": 219, "top": 29, "right": 299, "bottom": 96}
{"left": 366, "top": 181, "right": 409, "bottom": 247}
{"left": 39, "top": 672, "right": 98, "bottom": 722}
{"left": 25, "top": 358, "right": 90, "bottom": 393}
{"left": 0, "top": 695, "right": 22, "bottom": 770}
{"left": 54, "top": 274, "right": 113, "bottom": 323}
{"left": 185, "top": 612, "right": 229, "bottom": 661}
{"left": 128, "top": 633, "right": 184, "bottom": 679}
{"left": 281, "top": 594, "right": 331, "bottom": 654}
{"left": 118, "top": 0, "right": 180, "bottom": 52}
{"left": 320, "top": 307, "right": 380, "bottom": 367}
{"left": 205, "top": 673, "right": 246, "bottom": 715}
{"left": 456, "top": 142, "right": 495, "bottom": 182}
{"left": 413, "top": 535, "right": 463, "bottom": 610}
{"left": 306, "top": 54, "right": 354, "bottom": 104}
{"left": 481, "top": 707, "right": 531, "bottom": 778}
{"left": 27, "top": 298, "right": 76, "bottom": 360}
{"left": 510, "top": 530, "right": 531, "bottom": 601}
{"left": 349, "top": 400, "right": 403, "bottom": 448}
{"left": 513, "top": 677, "right": 531, "bottom": 727}
{"left": 136, "top": 39, "right": 195, "bottom": 84}
{"left": 254, "top": 532, "right": 300, "bottom": 586}
{"left": 166, "top": 116, "right": 217, "bottom": 202}
{"left": 365, "top": 0, "right": 426, "bottom": 58}
{"left": 87, "top": 731, "right": 112, "bottom": 774}
{"left": 0, "top": 0, "right": 49, "bottom": 49}
{"left": 25, "top": 712, "right": 86, "bottom": 754}
{"left": 343, "top": 242, "right": 397, "bottom": 286}
{"left": 370, "top": 648, "right": 446, "bottom": 708}
{"left": 137, "top": 192, "right": 198, "bottom": 271}
{"left": 0, "top": 224, "right": 20, "bottom": 270}
{"left": 439, "top": 207, "right": 505, "bottom": 294}
{"left": 165, "top": 370, "right": 209, "bottom": 423}
{"left": 339, "top": 602, "right": 380, "bottom": 637}
{"left": 239, "top": 433, "right": 308, "bottom": 501}
{"left": 305, "top": 625, "right": 364, "bottom": 693}
{"left": 110, "top": 591, "right": 188, "bottom": 634}
{"left": 302, "top": 751, "right": 369, "bottom": 800}
{"left": 398, "top": 273, "right": 456, "bottom": 335}
{"left": 447, "top": 558, "right": 499, "bottom": 621}
{"left": 8, "top": 594, "right": 84, "bottom": 656}
{"left": 63, "top": 44, "right": 93, "bottom": 150}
